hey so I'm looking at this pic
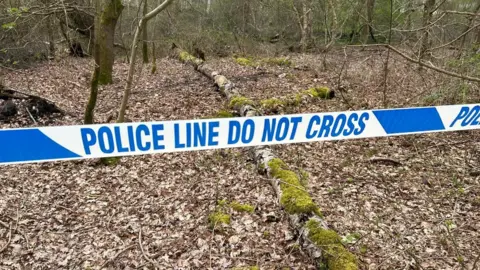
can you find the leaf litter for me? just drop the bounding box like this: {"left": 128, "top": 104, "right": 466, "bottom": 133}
{"left": 1, "top": 49, "right": 479, "bottom": 269}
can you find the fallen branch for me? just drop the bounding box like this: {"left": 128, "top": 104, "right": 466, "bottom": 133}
{"left": 173, "top": 46, "right": 359, "bottom": 270}
{"left": 387, "top": 45, "right": 480, "bottom": 83}
{"left": 348, "top": 44, "right": 480, "bottom": 83}
{"left": 369, "top": 156, "right": 402, "bottom": 166}
{"left": 430, "top": 23, "right": 480, "bottom": 51}
{"left": 0, "top": 219, "right": 29, "bottom": 249}
{"left": 100, "top": 244, "right": 136, "bottom": 269}
{"left": 138, "top": 227, "right": 160, "bottom": 269}
{"left": 26, "top": 107, "right": 37, "bottom": 124}
{"left": 444, "top": 10, "right": 480, "bottom": 16}
{"left": 0, "top": 222, "right": 12, "bottom": 254}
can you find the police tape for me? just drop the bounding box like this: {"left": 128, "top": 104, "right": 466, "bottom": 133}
{"left": 1, "top": 103, "right": 480, "bottom": 165}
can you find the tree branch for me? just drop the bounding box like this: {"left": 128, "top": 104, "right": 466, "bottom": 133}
{"left": 385, "top": 44, "right": 480, "bottom": 83}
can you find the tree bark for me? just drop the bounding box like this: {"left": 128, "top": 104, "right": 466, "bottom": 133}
{"left": 84, "top": 0, "right": 102, "bottom": 124}
{"left": 206, "top": 0, "right": 211, "bottom": 13}
{"left": 97, "top": 0, "right": 124, "bottom": 85}
{"left": 117, "top": 0, "right": 175, "bottom": 123}
{"left": 142, "top": 0, "right": 149, "bottom": 63}
{"left": 299, "top": 0, "right": 313, "bottom": 52}
{"left": 46, "top": 15, "right": 56, "bottom": 58}
{"left": 419, "top": 0, "right": 435, "bottom": 60}
{"left": 362, "top": 0, "right": 376, "bottom": 43}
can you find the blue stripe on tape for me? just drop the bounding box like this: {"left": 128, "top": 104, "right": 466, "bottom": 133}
{"left": 372, "top": 107, "right": 445, "bottom": 134}
{"left": 0, "top": 129, "right": 81, "bottom": 163}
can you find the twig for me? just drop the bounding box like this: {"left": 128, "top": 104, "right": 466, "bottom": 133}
{"left": 100, "top": 244, "right": 136, "bottom": 269}
{"left": 386, "top": 44, "right": 480, "bottom": 83}
{"left": 369, "top": 156, "right": 402, "bottom": 166}
{"left": 26, "top": 107, "right": 37, "bottom": 124}
{"left": 430, "top": 23, "right": 480, "bottom": 51}
{"left": 472, "top": 246, "right": 480, "bottom": 270}
{"left": 336, "top": 47, "right": 354, "bottom": 110}
{"left": 0, "top": 222, "right": 12, "bottom": 254}
{"left": 444, "top": 10, "right": 480, "bottom": 16}
{"left": 0, "top": 219, "right": 29, "bottom": 249}
{"left": 138, "top": 227, "right": 160, "bottom": 269}
{"left": 433, "top": 139, "right": 472, "bottom": 149}
{"left": 365, "top": 215, "right": 425, "bottom": 270}
{"left": 445, "top": 223, "right": 467, "bottom": 270}
{"left": 66, "top": 80, "right": 83, "bottom": 88}
{"left": 348, "top": 44, "right": 480, "bottom": 83}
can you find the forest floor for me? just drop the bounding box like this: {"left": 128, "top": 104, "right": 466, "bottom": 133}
{"left": 1, "top": 48, "right": 480, "bottom": 270}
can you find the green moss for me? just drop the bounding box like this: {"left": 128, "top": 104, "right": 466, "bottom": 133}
{"left": 229, "top": 96, "right": 255, "bottom": 108}
{"left": 306, "top": 219, "right": 358, "bottom": 270}
{"left": 208, "top": 211, "right": 230, "bottom": 228}
{"left": 293, "top": 93, "right": 303, "bottom": 105}
{"left": 261, "top": 57, "right": 292, "bottom": 67}
{"left": 260, "top": 98, "right": 285, "bottom": 111}
{"left": 230, "top": 201, "right": 255, "bottom": 213}
{"left": 101, "top": 157, "right": 120, "bottom": 166}
{"left": 101, "top": 0, "right": 124, "bottom": 24}
{"left": 304, "top": 87, "right": 334, "bottom": 99}
{"left": 234, "top": 57, "right": 255, "bottom": 66}
{"left": 268, "top": 158, "right": 319, "bottom": 215}
{"left": 299, "top": 169, "right": 309, "bottom": 188}
{"left": 215, "top": 109, "right": 235, "bottom": 118}
{"left": 179, "top": 51, "right": 197, "bottom": 62}
{"left": 232, "top": 266, "right": 260, "bottom": 270}
{"left": 151, "top": 63, "right": 157, "bottom": 74}
{"left": 217, "top": 199, "right": 228, "bottom": 206}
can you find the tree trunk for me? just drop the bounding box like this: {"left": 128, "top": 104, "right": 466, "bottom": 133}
{"left": 299, "top": 0, "right": 313, "bottom": 52}
{"left": 206, "top": 0, "right": 211, "bottom": 13}
{"left": 419, "top": 0, "right": 435, "bottom": 60}
{"left": 404, "top": 0, "right": 414, "bottom": 43}
{"left": 142, "top": 0, "right": 149, "bottom": 63}
{"left": 46, "top": 15, "right": 55, "bottom": 58}
{"left": 98, "top": 0, "right": 124, "bottom": 85}
{"left": 363, "top": 0, "right": 376, "bottom": 43}
{"left": 84, "top": 0, "right": 102, "bottom": 124}
{"left": 117, "top": 0, "right": 175, "bottom": 123}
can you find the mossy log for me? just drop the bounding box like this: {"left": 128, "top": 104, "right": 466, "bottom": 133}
{"left": 254, "top": 147, "right": 358, "bottom": 269}
{"left": 173, "top": 46, "right": 358, "bottom": 269}
{"left": 260, "top": 87, "right": 334, "bottom": 113}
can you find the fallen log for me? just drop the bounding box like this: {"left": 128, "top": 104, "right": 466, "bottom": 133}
{"left": 173, "top": 47, "right": 358, "bottom": 269}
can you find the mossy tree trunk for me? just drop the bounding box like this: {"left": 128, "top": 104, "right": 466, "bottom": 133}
{"left": 173, "top": 46, "right": 357, "bottom": 269}
{"left": 84, "top": 0, "right": 102, "bottom": 124}
{"left": 142, "top": 0, "right": 149, "bottom": 63}
{"left": 97, "top": 0, "right": 124, "bottom": 85}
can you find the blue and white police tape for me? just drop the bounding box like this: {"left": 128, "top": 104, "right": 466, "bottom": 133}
{"left": 1, "top": 103, "right": 480, "bottom": 165}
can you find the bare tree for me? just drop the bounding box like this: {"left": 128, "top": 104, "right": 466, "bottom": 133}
{"left": 142, "top": 0, "right": 149, "bottom": 63}
{"left": 84, "top": 0, "right": 102, "bottom": 124}
{"left": 117, "top": 0, "right": 176, "bottom": 123}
